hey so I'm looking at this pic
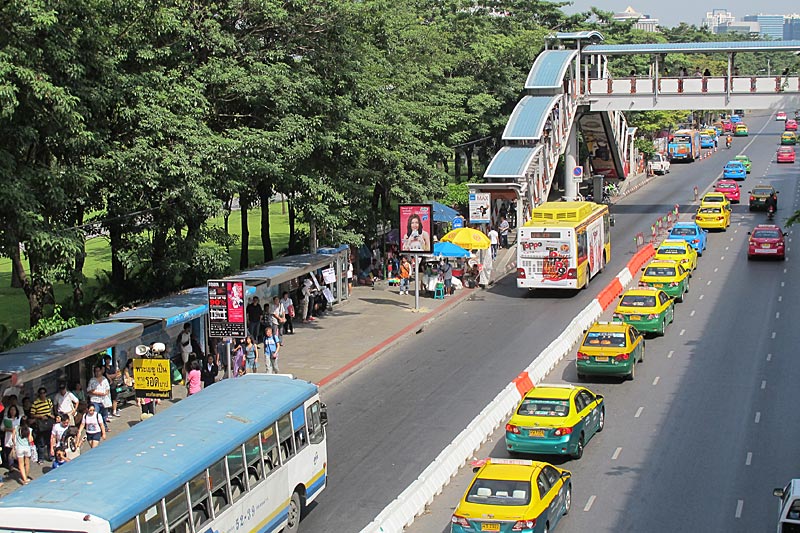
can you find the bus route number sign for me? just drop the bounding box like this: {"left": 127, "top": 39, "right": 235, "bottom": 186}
{"left": 133, "top": 358, "right": 172, "bottom": 399}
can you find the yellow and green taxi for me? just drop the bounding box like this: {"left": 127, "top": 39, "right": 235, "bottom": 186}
{"left": 695, "top": 204, "right": 731, "bottom": 230}
{"left": 734, "top": 154, "right": 752, "bottom": 172}
{"left": 505, "top": 384, "right": 604, "bottom": 458}
{"left": 613, "top": 287, "right": 675, "bottom": 336}
{"left": 452, "top": 458, "right": 572, "bottom": 533}
{"left": 639, "top": 259, "right": 690, "bottom": 302}
{"left": 654, "top": 239, "right": 698, "bottom": 271}
{"left": 734, "top": 123, "right": 749, "bottom": 136}
{"left": 576, "top": 322, "right": 644, "bottom": 381}
{"left": 781, "top": 131, "right": 797, "bottom": 145}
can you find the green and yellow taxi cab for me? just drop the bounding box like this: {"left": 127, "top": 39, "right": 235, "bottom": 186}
{"left": 734, "top": 123, "right": 749, "bottom": 136}
{"left": 452, "top": 458, "right": 572, "bottom": 533}
{"left": 696, "top": 204, "right": 731, "bottom": 230}
{"left": 639, "top": 259, "right": 690, "bottom": 302}
{"left": 505, "top": 384, "right": 604, "bottom": 458}
{"left": 781, "top": 132, "right": 797, "bottom": 145}
{"left": 576, "top": 322, "right": 644, "bottom": 381}
{"left": 654, "top": 239, "right": 698, "bottom": 271}
{"left": 734, "top": 154, "right": 752, "bottom": 172}
{"left": 613, "top": 287, "right": 675, "bottom": 336}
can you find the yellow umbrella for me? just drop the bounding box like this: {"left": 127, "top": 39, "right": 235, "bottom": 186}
{"left": 440, "top": 227, "right": 491, "bottom": 250}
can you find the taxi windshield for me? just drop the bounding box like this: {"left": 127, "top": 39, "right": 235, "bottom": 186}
{"left": 620, "top": 295, "right": 656, "bottom": 307}
{"left": 670, "top": 227, "right": 696, "bottom": 236}
{"left": 518, "top": 398, "right": 570, "bottom": 417}
{"left": 466, "top": 478, "right": 532, "bottom": 506}
{"left": 658, "top": 247, "right": 685, "bottom": 254}
{"left": 645, "top": 266, "right": 677, "bottom": 277}
{"left": 698, "top": 207, "right": 721, "bottom": 214}
{"left": 583, "top": 331, "right": 627, "bottom": 347}
{"left": 753, "top": 230, "right": 781, "bottom": 239}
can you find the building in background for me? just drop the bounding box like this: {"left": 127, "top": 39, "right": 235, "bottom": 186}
{"left": 785, "top": 15, "right": 800, "bottom": 40}
{"left": 612, "top": 6, "right": 659, "bottom": 32}
{"left": 716, "top": 20, "right": 761, "bottom": 36}
{"left": 743, "top": 14, "right": 786, "bottom": 40}
{"left": 703, "top": 9, "right": 736, "bottom": 33}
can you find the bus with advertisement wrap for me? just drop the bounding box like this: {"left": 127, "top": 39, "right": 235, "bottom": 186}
{"left": 516, "top": 201, "right": 611, "bottom": 290}
{"left": 0, "top": 374, "right": 327, "bottom": 533}
{"left": 668, "top": 129, "right": 701, "bottom": 162}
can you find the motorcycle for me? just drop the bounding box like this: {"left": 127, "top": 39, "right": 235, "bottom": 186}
{"left": 768, "top": 205, "right": 776, "bottom": 221}
{"left": 725, "top": 138, "right": 732, "bottom": 149}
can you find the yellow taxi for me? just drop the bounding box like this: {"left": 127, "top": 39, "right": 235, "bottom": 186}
{"left": 695, "top": 204, "right": 731, "bottom": 230}
{"left": 451, "top": 458, "right": 572, "bottom": 533}
{"left": 735, "top": 123, "right": 749, "bottom": 136}
{"left": 639, "top": 259, "right": 690, "bottom": 302}
{"left": 654, "top": 239, "right": 698, "bottom": 271}
{"left": 781, "top": 131, "right": 797, "bottom": 145}
{"left": 700, "top": 192, "right": 732, "bottom": 212}
{"left": 576, "top": 322, "right": 644, "bottom": 381}
{"left": 613, "top": 287, "right": 675, "bottom": 336}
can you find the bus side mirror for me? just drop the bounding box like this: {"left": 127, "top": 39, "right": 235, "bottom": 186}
{"left": 774, "top": 488, "right": 785, "bottom": 498}
{"left": 320, "top": 402, "right": 328, "bottom": 426}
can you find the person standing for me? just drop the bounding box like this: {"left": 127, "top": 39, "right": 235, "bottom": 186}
{"left": 231, "top": 339, "right": 245, "bottom": 378}
{"left": 246, "top": 297, "right": 263, "bottom": 339}
{"left": 301, "top": 279, "right": 317, "bottom": 323}
{"left": 49, "top": 415, "right": 71, "bottom": 458}
{"left": 54, "top": 383, "right": 79, "bottom": 426}
{"left": 78, "top": 404, "right": 106, "bottom": 449}
{"left": 280, "top": 291, "right": 295, "bottom": 335}
{"left": 262, "top": 327, "right": 281, "bottom": 374}
{"left": 244, "top": 336, "right": 258, "bottom": 373}
{"left": 14, "top": 422, "right": 34, "bottom": 484}
{"left": 346, "top": 260, "right": 354, "bottom": 296}
{"left": 2, "top": 404, "right": 21, "bottom": 473}
{"left": 499, "top": 216, "right": 510, "bottom": 248}
{"left": 103, "top": 354, "right": 122, "bottom": 418}
{"left": 30, "top": 387, "right": 55, "bottom": 463}
{"left": 439, "top": 259, "right": 453, "bottom": 296}
{"left": 270, "top": 296, "right": 286, "bottom": 336}
{"left": 177, "top": 323, "right": 193, "bottom": 381}
{"left": 87, "top": 365, "right": 112, "bottom": 432}
{"left": 201, "top": 354, "right": 219, "bottom": 388}
{"left": 487, "top": 227, "right": 499, "bottom": 259}
{"left": 186, "top": 360, "right": 202, "bottom": 396}
{"left": 399, "top": 256, "right": 411, "bottom": 295}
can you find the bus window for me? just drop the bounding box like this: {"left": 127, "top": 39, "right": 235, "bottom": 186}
{"left": 208, "top": 458, "right": 230, "bottom": 515}
{"left": 577, "top": 229, "right": 587, "bottom": 262}
{"left": 138, "top": 502, "right": 165, "bottom": 533}
{"left": 245, "top": 434, "right": 264, "bottom": 487}
{"left": 164, "top": 487, "right": 191, "bottom": 533}
{"left": 307, "top": 401, "right": 324, "bottom": 445}
{"left": 603, "top": 213, "right": 610, "bottom": 243}
{"left": 227, "top": 445, "right": 247, "bottom": 501}
{"left": 278, "top": 413, "right": 296, "bottom": 462}
{"left": 115, "top": 518, "right": 137, "bottom": 533}
{"left": 262, "top": 424, "right": 280, "bottom": 473}
{"left": 292, "top": 405, "right": 308, "bottom": 453}
{"left": 188, "top": 471, "right": 212, "bottom": 528}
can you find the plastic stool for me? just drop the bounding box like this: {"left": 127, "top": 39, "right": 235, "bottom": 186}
{"left": 434, "top": 283, "right": 445, "bottom": 300}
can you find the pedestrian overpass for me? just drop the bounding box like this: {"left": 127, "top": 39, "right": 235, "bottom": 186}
{"left": 472, "top": 32, "right": 800, "bottom": 229}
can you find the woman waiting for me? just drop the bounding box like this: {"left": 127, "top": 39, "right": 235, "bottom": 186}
{"left": 2, "top": 404, "right": 21, "bottom": 474}
{"left": 244, "top": 336, "right": 258, "bottom": 373}
{"left": 78, "top": 404, "right": 106, "bottom": 449}
{"left": 14, "top": 421, "right": 34, "bottom": 484}
{"left": 186, "top": 360, "right": 202, "bottom": 396}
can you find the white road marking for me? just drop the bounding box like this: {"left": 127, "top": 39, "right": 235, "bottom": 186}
{"left": 707, "top": 280, "right": 712, "bottom": 286}
{"left": 784, "top": 268, "right": 788, "bottom": 274}
{"left": 699, "top": 294, "right": 704, "bottom": 300}
{"left": 679, "top": 329, "right": 686, "bottom": 336}
{"left": 746, "top": 452, "right": 752, "bottom": 466}
{"left": 725, "top": 246, "right": 729, "bottom": 250}
{"left": 779, "top": 296, "right": 783, "bottom": 302}
{"left": 782, "top": 281, "right": 786, "bottom": 287}
{"left": 730, "top": 237, "right": 734, "bottom": 241}
{"left": 612, "top": 447, "right": 622, "bottom": 460}
{"left": 584, "top": 495, "right": 596, "bottom": 512}
{"left": 767, "top": 353, "right": 773, "bottom": 361}
{"left": 772, "top": 331, "right": 777, "bottom": 339}
{"left": 635, "top": 406, "right": 644, "bottom": 418}
{"left": 776, "top": 312, "right": 780, "bottom": 319}
{"left": 690, "top": 310, "right": 696, "bottom": 317}
{"left": 652, "top": 376, "right": 660, "bottom": 386}
{"left": 720, "top": 256, "right": 725, "bottom": 261}
{"left": 761, "top": 380, "right": 767, "bottom": 390}
{"left": 735, "top": 499, "right": 744, "bottom": 519}
{"left": 667, "top": 350, "right": 674, "bottom": 359}
{"left": 714, "top": 267, "right": 719, "bottom": 273}
{"left": 755, "top": 412, "right": 761, "bottom": 423}
{"left": 734, "top": 230, "right": 738, "bottom": 234}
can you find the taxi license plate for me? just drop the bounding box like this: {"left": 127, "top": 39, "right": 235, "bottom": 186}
{"left": 629, "top": 315, "right": 641, "bottom": 321}
{"left": 481, "top": 524, "right": 501, "bottom": 531}
{"left": 652, "top": 283, "right": 663, "bottom": 288}
{"left": 762, "top": 244, "right": 771, "bottom": 248}
{"left": 595, "top": 356, "right": 609, "bottom": 362}
{"left": 528, "top": 429, "right": 545, "bottom": 437}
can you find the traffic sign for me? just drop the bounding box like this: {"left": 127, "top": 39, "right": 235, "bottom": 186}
{"left": 572, "top": 166, "right": 584, "bottom": 182}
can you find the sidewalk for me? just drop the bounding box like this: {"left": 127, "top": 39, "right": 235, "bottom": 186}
{"left": 0, "top": 280, "right": 473, "bottom": 497}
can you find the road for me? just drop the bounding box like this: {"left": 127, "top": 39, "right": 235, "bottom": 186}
{"left": 303, "top": 110, "right": 783, "bottom": 532}
{"left": 406, "top": 110, "right": 800, "bottom": 533}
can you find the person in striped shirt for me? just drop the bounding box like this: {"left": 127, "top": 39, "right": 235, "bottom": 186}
{"left": 30, "top": 388, "right": 55, "bottom": 462}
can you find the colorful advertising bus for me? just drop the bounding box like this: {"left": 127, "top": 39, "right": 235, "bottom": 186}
{"left": 668, "top": 129, "right": 701, "bottom": 162}
{"left": 517, "top": 201, "right": 611, "bottom": 290}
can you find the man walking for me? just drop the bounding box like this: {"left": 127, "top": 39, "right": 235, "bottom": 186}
{"left": 177, "top": 323, "right": 193, "bottom": 381}
{"left": 499, "top": 216, "right": 510, "bottom": 248}
{"left": 399, "top": 256, "right": 411, "bottom": 294}
{"left": 246, "top": 297, "right": 263, "bottom": 339}
{"left": 487, "top": 226, "right": 499, "bottom": 259}
{"left": 262, "top": 327, "right": 281, "bottom": 373}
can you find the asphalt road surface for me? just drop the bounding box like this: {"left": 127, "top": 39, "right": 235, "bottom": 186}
{"left": 406, "top": 110, "right": 800, "bottom": 533}
{"left": 303, "top": 110, "right": 786, "bottom": 532}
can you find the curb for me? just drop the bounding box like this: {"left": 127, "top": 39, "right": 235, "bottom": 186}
{"left": 361, "top": 248, "right": 654, "bottom": 533}
{"left": 317, "top": 288, "right": 474, "bottom": 389}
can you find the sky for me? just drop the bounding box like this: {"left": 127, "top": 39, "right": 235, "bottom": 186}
{"left": 558, "top": 1, "right": 800, "bottom": 29}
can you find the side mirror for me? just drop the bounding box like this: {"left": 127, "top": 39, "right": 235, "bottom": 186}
{"left": 784, "top": 232, "right": 789, "bottom": 236}
{"left": 595, "top": 394, "right": 604, "bottom": 401}
{"left": 774, "top": 488, "right": 785, "bottom": 498}
{"left": 641, "top": 267, "right": 645, "bottom": 272}
{"left": 561, "top": 471, "right": 571, "bottom": 479}
{"left": 747, "top": 231, "right": 751, "bottom": 235}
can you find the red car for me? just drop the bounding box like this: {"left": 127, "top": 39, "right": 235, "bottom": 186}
{"left": 776, "top": 111, "right": 787, "bottom": 121}
{"left": 722, "top": 120, "right": 733, "bottom": 132}
{"left": 777, "top": 146, "right": 796, "bottom": 163}
{"left": 748, "top": 224, "right": 787, "bottom": 260}
{"left": 786, "top": 119, "right": 798, "bottom": 131}
{"left": 714, "top": 179, "right": 741, "bottom": 203}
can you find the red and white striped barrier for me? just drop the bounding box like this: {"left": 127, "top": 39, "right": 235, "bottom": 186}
{"left": 362, "top": 245, "right": 655, "bottom": 533}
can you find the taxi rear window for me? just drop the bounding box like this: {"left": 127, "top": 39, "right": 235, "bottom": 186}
{"left": 698, "top": 207, "right": 721, "bottom": 214}
{"left": 583, "top": 331, "right": 627, "bottom": 347}
{"left": 658, "top": 247, "right": 684, "bottom": 254}
{"left": 671, "top": 227, "right": 696, "bottom": 235}
{"left": 703, "top": 195, "right": 725, "bottom": 201}
{"left": 753, "top": 230, "right": 780, "bottom": 239}
{"left": 620, "top": 295, "right": 656, "bottom": 307}
{"left": 716, "top": 183, "right": 735, "bottom": 189}
{"left": 466, "top": 479, "right": 532, "bottom": 506}
{"left": 645, "top": 267, "right": 677, "bottom": 277}
{"left": 753, "top": 189, "right": 772, "bottom": 195}
{"left": 518, "top": 399, "right": 570, "bottom": 417}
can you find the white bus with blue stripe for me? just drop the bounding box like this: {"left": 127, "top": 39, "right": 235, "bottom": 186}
{"left": 0, "top": 374, "right": 327, "bottom": 533}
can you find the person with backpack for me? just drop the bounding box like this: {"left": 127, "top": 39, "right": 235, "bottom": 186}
{"left": 262, "top": 327, "right": 281, "bottom": 374}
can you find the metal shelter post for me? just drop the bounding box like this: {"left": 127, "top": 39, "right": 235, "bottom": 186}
{"left": 564, "top": 124, "right": 580, "bottom": 200}
{"left": 414, "top": 254, "right": 420, "bottom": 311}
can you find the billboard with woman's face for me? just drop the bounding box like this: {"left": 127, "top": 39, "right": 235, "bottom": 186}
{"left": 399, "top": 204, "right": 433, "bottom": 254}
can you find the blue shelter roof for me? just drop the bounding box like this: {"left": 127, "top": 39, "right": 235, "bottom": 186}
{"left": 428, "top": 201, "right": 460, "bottom": 223}
{"left": 0, "top": 322, "right": 143, "bottom": 383}
{"left": 503, "top": 95, "right": 560, "bottom": 140}
{"left": 583, "top": 40, "right": 800, "bottom": 55}
{"left": 0, "top": 374, "right": 318, "bottom": 529}
{"left": 484, "top": 146, "right": 541, "bottom": 179}
{"left": 108, "top": 286, "right": 218, "bottom": 328}
{"left": 525, "top": 50, "right": 578, "bottom": 89}
{"left": 235, "top": 253, "right": 336, "bottom": 288}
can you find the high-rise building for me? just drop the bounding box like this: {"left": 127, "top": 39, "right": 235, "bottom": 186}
{"left": 612, "top": 6, "right": 659, "bottom": 32}
{"left": 785, "top": 15, "right": 800, "bottom": 40}
{"left": 703, "top": 9, "right": 736, "bottom": 33}
{"left": 743, "top": 14, "right": 785, "bottom": 40}
{"left": 716, "top": 21, "right": 760, "bottom": 36}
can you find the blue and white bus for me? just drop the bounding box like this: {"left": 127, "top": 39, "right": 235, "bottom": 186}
{"left": 0, "top": 374, "right": 327, "bottom": 533}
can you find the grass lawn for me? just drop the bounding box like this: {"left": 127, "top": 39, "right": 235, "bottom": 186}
{"left": 0, "top": 204, "right": 291, "bottom": 332}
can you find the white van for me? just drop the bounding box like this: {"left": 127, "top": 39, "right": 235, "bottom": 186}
{"left": 649, "top": 153, "right": 671, "bottom": 175}
{"left": 774, "top": 479, "right": 800, "bottom": 532}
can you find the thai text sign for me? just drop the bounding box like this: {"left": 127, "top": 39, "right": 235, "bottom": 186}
{"left": 133, "top": 358, "right": 172, "bottom": 399}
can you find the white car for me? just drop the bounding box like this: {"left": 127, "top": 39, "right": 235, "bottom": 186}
{"left": 777, "top": 111, "right": 787, "bottom": 121}
{"left": 649, "top": 153, "right": 670, "bottom": 175}
{"left": 773, "top": 479, "right": 800, "bottom": 532}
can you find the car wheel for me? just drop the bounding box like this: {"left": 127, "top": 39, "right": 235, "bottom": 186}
{"left": 571, "top": 434, "right": 584, "bottom": 459}
{"left": 577, "top": 372, "right": 586, "bottom": 381}
{"left": 543, "top": 523, "right": 550, "bottom": 533}
{"left": 597, "top": 409, "right": 605, "bottom": 432}
{"left": 563, "top": 484, "right": 572, "bottom": 515}
{"left": 659, "top": 318, "right": 666, "bottom": 336}
{"left": 639, "top": 346, "right": 644, "bottom": 363}
{"left": 747, "top": 254, "right": 753, "bottom": 261}
{"left": 628, "top": 362, "right": 636, "bottom": 381}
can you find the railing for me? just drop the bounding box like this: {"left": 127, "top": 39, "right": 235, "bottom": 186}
{"left": 588, "top": 76, "right": 800, "bottom": 96}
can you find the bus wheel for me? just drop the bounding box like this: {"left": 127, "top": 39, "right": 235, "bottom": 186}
{"left": 286, "top": 491, "right": 303, "bottom": 533}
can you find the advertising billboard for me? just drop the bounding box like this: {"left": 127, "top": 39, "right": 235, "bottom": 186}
{"left": 207, "top": 279, "right": 247, "bottom": 338}
{"left": 469, "top": 193, "right": 491, "bottom": 223}
{"left": 398, "top": 204, "right": 433, "bottom": 254}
